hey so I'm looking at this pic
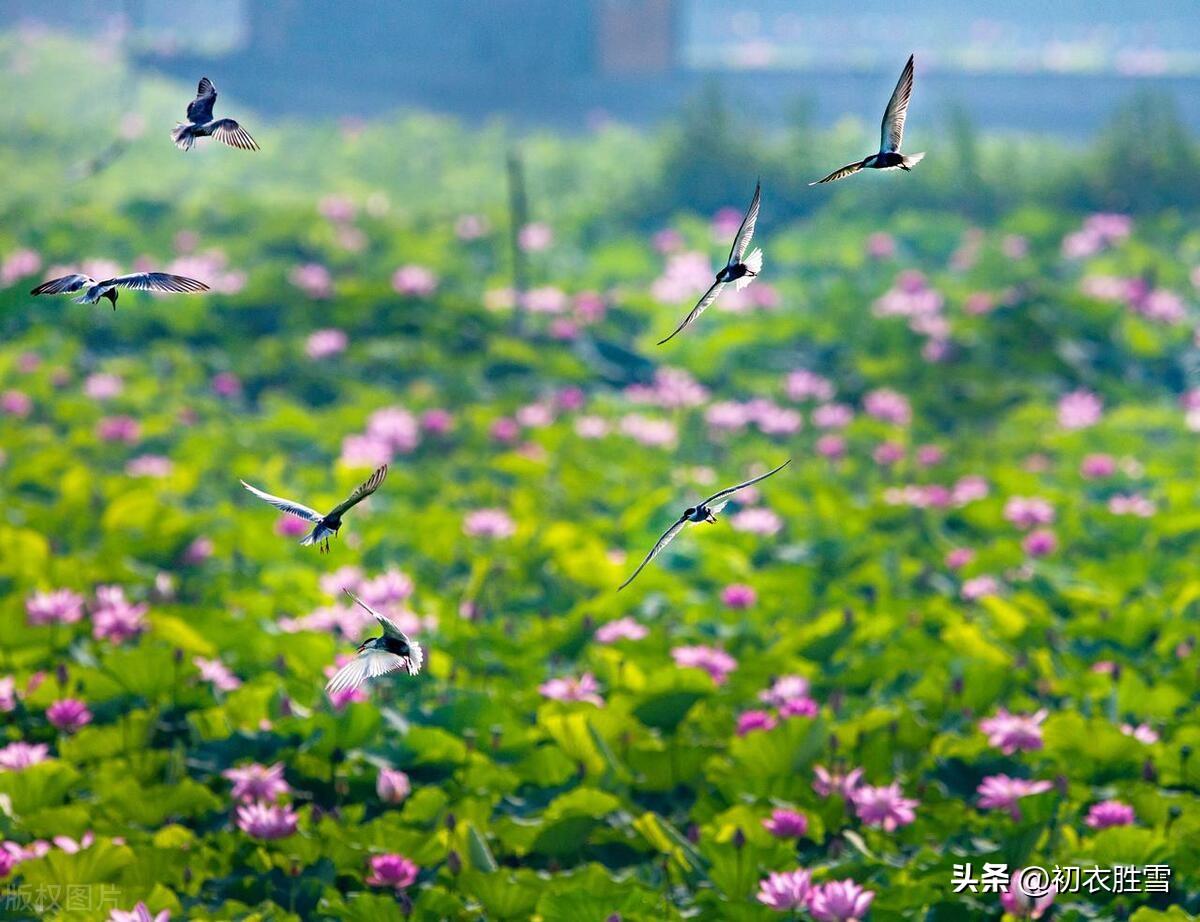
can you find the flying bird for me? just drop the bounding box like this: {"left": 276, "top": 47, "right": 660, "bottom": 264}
{"left": 240, "top": 464, "right": 387, "bottom": 553}
{"left": 619, "top": 459, "right": 791, "bottom": 590}
{"left": 658, "top": 181, "right": 763, "bottom": 345}
{"left": 325, "top": 589, "right": 424, "bottom": 695}
{"left": 810, "top": 54, "right": 924, "bottom": 185}
{"left": 30, "top": 272, "right": 209, "bottom": 310}
{"left": 172, "top": 77, "right": 260, "bottom": 152}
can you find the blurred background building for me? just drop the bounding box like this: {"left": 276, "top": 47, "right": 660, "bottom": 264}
{"left": 3, "top": 0, "right": 1200, "bottom": 134}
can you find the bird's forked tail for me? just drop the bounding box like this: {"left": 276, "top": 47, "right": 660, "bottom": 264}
{"left": 736, "top": 248, "right": 763, "bottom": 290}
{"left": 171, "top": 123, "right": 197, "bottom": 151}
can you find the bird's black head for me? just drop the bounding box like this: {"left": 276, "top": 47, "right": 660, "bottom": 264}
{"left": 684, "top": 507, "right": 696, "bottom": 517}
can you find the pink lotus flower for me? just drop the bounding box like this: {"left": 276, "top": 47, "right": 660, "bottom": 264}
{"left": 863, "top": 388, "right": 912, "bottom": 425}
{"left": 359, "top": 569, "right": 415, "bottom": 608}
{"left": 756, "top": 869, "right": 813, "bottom": 912}
{"left": 1003, "top": 497, "right": 1055, "bottom": 529}
{"left": 721, "top": 584, "right": 757, "bottom": 609}
{"left": 779, "top": 697, "right": 819, "bottom": 718}
{"left": 340, "top": 434, "right": 392, "bottom": 469}
{"left": 1, "top": 247, "right": 41, "bottom": 286}
{"left": 762, "top": 808, "right": 808, "bottom": 838}
{"left": 0, "top": 742, "right": 50, "bottom": 771}
{"left": 126, "top": 455, "right": 173, "bottom": 478}
{"left": 53, "top": 832, "right": 94, "bottom": 853}
{"left": 736, "top": 710, "right": 777, "bottom": 736}
{"left": 813, "top": 403, "right": 854, "bottom": 428}
{"left": 366, "top": 406, "right": 421, "bottom": 454}
{"left": 305, "top": 328, "right": 348, "bottom": 359}
{"left": 0, "top": 390, "right": 31, "bottom": 417}
{"left": 366, "top": 853, "right": 419, "bottom": 889}
{"left": 275, "top": 514, "right": 310, "bottom": 538}
{"left": 759, "top": 675, "right": 810, "bottom": 707}
{"left": 999, "top": 868, "right": 1055, "bottom": 919}
{"left": 289, "top": 263, "right": 333, "bottom": 299}
{"left": 980, "top": 708, "right": 1047, "bottom": 754}
{"left": 619, "top": 414, "right": 677, "bottom": 448}
{"left": 1022, "top": 529, "right": 1058, "bottom": 557}
{"left": 224, "top": 762, "right": 291, "bottom": 804}
{"left": 421, "top": 408, "right": 453, "bottom": 434}
{"left": 1120, "top": 722, "right": 1158, "bottom": 744}
{"left": 1058, "top": 390, "right": 1103, "bottom": 429}
{"left": 318, "top": 194, "right": 356, "bottom": 223}
{"left": 109, "top": 903, "right": 171, "bottom": 922}
{"left": 945, "top": 548, "right": 974, "bottom": 569}
{"left": 1080, "top": 454, "right": 1117, "bottom": 478}
{"left": 814, "top": 765, "right": 864, "bottom": 799}
{"left": 392, "top": 265, "right": 438, "bottom": 297}
{"left": 595, "top": 617, "right": 648, "bottom": 644}
{"left": 866, "top": 232, "right": 896, "bottom": 259}
{"left": 194, "top": 656, "right": 241, "bottom": 692}
{"left": 976, "top": 774, "right": 1053, "bottom": 819}
{"left": 26, "top": 589, "right": 85, "bottom": 626}
{"left": 96, "top": 415, "right": 140, "bottom": 443}
{"left": 522, "top": 285, "right": 568, "bottom": 314}
{"left": 652, "top": 228, "right": 684, "bottom": 253}
{"left": 539, "top": 673, "right": 604, "bottom": 707}
{"left": 464, "top": 508, "right": 515, "bottom": 539}
{"left": 84, "top": 372, "right": 124, "bottom": 400}
{"left": 183, "top": 536, "right": 213, "bottom": 565}
{"left": 852, "top": 781, "right": 918, "bottom": 831}
{"left": 455, "top": 214, "right": 490, "bottom": 240}
{"left": 1108, "top": 493, "right": 1155, "bottom": 517}
{"left": 46, "top": 699, "right": 92, "bottom": 733}
{"left": 377, "top": 767, "right": 411, "bottom": 804}
{"left": 235, "top": 802, "right": 298, "bottom": 839}
{"left": 518, "top": 222, "right": 553, "bottom": 252}
{"left": 962, "top": 575, "right": 1000, "bottom": 600}
{"left": 0, "top": 677, "right": 15, "bottom": 713}
{"left": 816, "top": 434, "right": 847, "bottom": 460}
{"left": 320, "top": 565, "right": 363, "bottom": 598}
{"left": 1085, "top": 800, "right": 1135, "bottom": 829}
{"left": 211, "top": 372, "right": 241, "bottom": 398}
{"left": 671, "top": 645, "right": 737, "bottom": 685}
{"left": 92, "top": 586, "right": 148, "bottom": 643}
{"left": 729, "top": 507, "right": 783, "bottom": 535}
{"left": 810, "top": 879, "right": 875, "bottom": 922}
{"left": 785, "top": 370, "right": 835, "bottom": 402}
{"left": 873, "top": 441, "right": 904, "bottom": 465}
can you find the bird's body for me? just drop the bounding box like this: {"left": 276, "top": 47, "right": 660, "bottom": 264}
{"left": 325, "top": 590, "right": 424, "bottom": 695}
{"left": 30, "top": 272, "right": 209, "bottom": 310}
{"left": 241, "top": 464, "right": 387, "bottom": 553}
{"left": 619, "top": 459, "right": 791, "bottom": 590}
{"left": 658, "top": 181, "right": 763, "bottom": 345}
{"left": 811, "top": 55, "right": 924, "bottom": 185}
{"left": 172, "top": 78, "right": 259, "bottom": 152}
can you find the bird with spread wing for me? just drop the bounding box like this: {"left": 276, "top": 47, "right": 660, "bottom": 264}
{"left": 31, "top": 271, "right": 209, "bottom": 310}
{"left": 172, "top": 77, "right": 260, "bottom": 152}
{"left": 325, "top": 589, "right": 424, "bottom": 695}
{"left": 240, "top": 464, "right": 387, "bottom": 553}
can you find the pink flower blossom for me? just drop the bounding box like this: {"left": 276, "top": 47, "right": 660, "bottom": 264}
{"left": 46, "top": 699, "right": 92, "bottom": 733}
{"left": 1108, "top": 493, "right": 1155, "bottom": 517}
{"left": 0, "top": 677, "right": 15, "bottom": 713}
{"left": 1058, "top": 390, "right": 1103, "bottom": 429}
{"left": 392, "top": 265, "right": 438, "bottom": 297}
{"left": 759, "top": 675, "right": 810, "bottom": 707}
{"left": 0, "top": 742, "right": 50, "bottom": 771}
{"left": 980, "top": 708, "right": 1047, "bottom": 754}
{"left": 809, "top": 879, "right": 875, "bottom": 922}
{"left": 0, "top": 390, "right": 31, "bottom": 417}
{"left": 92, "top": 586, "right": 148, "bottom": 643}
{"left": 289, "top": 263, "right": 332, "bottom": 299}
{"left": 195, "top": 656, "right": 241, "bottom": 692}
{"left": 126, "top": 455, "right": 173, "bottom": 478}
{"left": 235, "top": 802, "right": 298, "bottom": 839}
{"left": 1004, "top": 497, "right": 1055, "bottom": 529}
{"left": 420, "top": 408, "right": 453, "bottom": 434}
{"left": 1120, "top": 722, "right": 1158, "bottom": 744}
{"left": 275, "top": 515, "right": 310, "bottom": 538}
{"left": 999, "top": 868, "right": 1055, "bottom": 919}
{"left": 671, "top": 645, "right": 737, "bottom": 685}
{"left": 863, "top": 389, "right": 912, "bottom": 425}
{"left": 779, "top": 697, "right": 819, "bottom": 718}
{"left": 866, "top": 232, "right": 896, "bottom": 259}
{"left": 953, "top": 475, "right": 990, "bottom": 505}
{"left": 736, "top": 710, "right": 777, "bottom": 736}
{"left": 489, "top": 417, "right": 520, "bottom": 443}
{"left": 619, "top": 414, "right": 677, "bottom": 448}
{"left": 366, "top": 406, "right": 421, "bottom": 454}
{"left": 816, "top": 434, "right": 847, "bottom": 460}
{"left": 305, "top": 328, "right": 348, "bottom": 359}
{"left": 108, "top": 903, "right": 171, "bottom": 922}
{"left": 1085, "top": 799, "right": 1135, "bottom": 829}
{"left": 455, "top": 214, "right": 490, "bottom": 240}
{"left": 945, "top": 548, "right": 974, "bottom": 569}
{"left": 976, "top": 774, "right": 1053, "bottom": 819}
{"left": 762, "top": 808, "right": 808, "bottom": 838}
{"left": 96, "top": 415, "right": 140, "bottom": 443}
{"left": 721, "top": 584, "right": 757, "bottom": 609}
{"left": 1022, "top": 529, "right": 1058, "bottom": 557}
{"left": 539, "top": 673, "right": 604, "bottom": 707}
{"left": 1080, "top": 453, "right": 1116, "bottom": 478}
{"left": 359, "top": 569, "right": 415, "bottom": 608}
{"left": 518, "top": 222, "right": 553, "bottom": 252}
{"left": 1, "top": 248, "right": 41, "bottom": 286}
{"left": 84, "top": 372, "right": 124, "bottom": 400}
{"left": 812, "top": 403, "right": 854, "bottom": 429}
{"left": 366, "top": 853, "right": 419, "bottom": 889}
{"left": 318, "top": 194, "right": 356, "bottom": 223}
{"left": 340, "top": 434, "right": 392, "bottom": 469}
{"left": 756, "top": 869, "right": 813, "bottom": 912}
{"left": 26, "top": 589, "right": 85, "bottom": 626}
{"left": 730, "top": 507, "right": 782, "bottom": 535}
{"left": 852, "top": 782, "right": 918, "bottom": 831}
{"left": 464, "top": 508, "right": 515, "bottom": 539}
{"left": 575, "top": 415, "right": 610, "bottom": 439}
{"left": 376, "top": 767, "right": 411, "bottom": 804}
{"left": 595, "top": 617, "right": 648, "bottom": 644}
{"left": 182, "top": 536, "right": 213, "bottom": 565}
{"left": 873, "top": 441, "right": 904, "bottom": 466}
{"left": 786, "top": 370, "right": 835, "bottom": 402}
{"left": 962, "top": 576, "right": 1000, "bottom": 601}
{"left": 225, "top": 762, "right": 291, "bottom": 804}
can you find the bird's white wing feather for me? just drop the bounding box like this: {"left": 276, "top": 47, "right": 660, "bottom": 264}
{"left": 880, "top": 54, "right": 915, "bottom": 153}
{"left": 240, "top": 480, "right": 323, "bottom": 522}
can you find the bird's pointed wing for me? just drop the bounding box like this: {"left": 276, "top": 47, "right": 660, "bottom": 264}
{"left": 657, "top": 281, "right": 725, "bottom": 345}
{"left": 810, "top": 161, "right": 864, "bottom": 185}
{"left": 325, "top": 650, "right": 407, "bottom": 694}
{"left": 328, "top": 464, "right": 388, "bottom": 518}
{"left": 187, "top": 77, "right": 217, "bottom": 123}
{"left": 211, "top": 119, "right": 260, "bottom": 152}
{"left": 880, "top": 54, "right": 915, "bottom": 153}
{"left": 343, "top": 589, "right": 411, "bottom": 643}
{"left": 240, "top": 480, "right": 324, "bottom": 523}
{"left": 104, "top": 272, "right": 210, "bottom": 293}
{"left": 618, "top": 515, "right": 689, "bottom": 591}
{"left": 405, "top": 640, "right": 424, "bottom": 676}
{"left": 703, "top": 459, "right": 792, "bottom": 506}
{"left": 726, "top": 181, "right": 762, "bottom": 265}
{"left": 30, "top": 274, "right": 94, "bottom": 296}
